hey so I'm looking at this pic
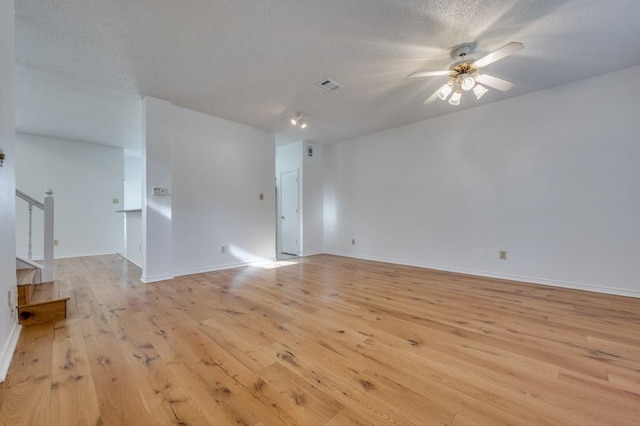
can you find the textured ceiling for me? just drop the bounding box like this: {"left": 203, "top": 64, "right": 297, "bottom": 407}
{"left": 14, "top": 0, "right": 640, "bottom": 149}
{"left": 16, "top": 66, "right": 143, "bottom": 151}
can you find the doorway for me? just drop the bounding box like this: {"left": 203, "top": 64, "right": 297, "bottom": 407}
{"left": 280, "top": 170, "right": 299, "bottom": 256}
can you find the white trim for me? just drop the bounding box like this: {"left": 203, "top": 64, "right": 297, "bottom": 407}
{"left": 55, "top": 250, "right": 125, "bottom": 259}
{"left": 27, "top": 250, "right": 125, "bottom": 261}
{"left": 118, "top": 253, "right": 142, "bottom": 268}
{"left": 0, "top": 321, "right": 22, "bottom": 383}
{"left": 300, "top": 251, "right": 324, "bottom": 257}
{"left": 325, "top": 251, "right": 640, "bottom": 299}
{"left": 141, "top": 258, "right": 279, "bottom": 283}
{"left": 125, "top": 257, "right": 142, "bottom": 268}
{"left": 172, "top": 257, "right": 277, "bottom": 278}
{"left": 16, "top": 256, "right": 42, "bottom": 270}
{"left": 140, "top": 273, "right": 175, "bottom": 283}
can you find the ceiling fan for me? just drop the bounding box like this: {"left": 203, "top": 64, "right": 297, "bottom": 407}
{"left": 408, "top": 42, "right": 524, "bottom": 105}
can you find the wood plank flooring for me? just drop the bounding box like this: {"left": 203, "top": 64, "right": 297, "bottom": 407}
{"left": 1, "top": 254, "right": 639, "bottom": 425}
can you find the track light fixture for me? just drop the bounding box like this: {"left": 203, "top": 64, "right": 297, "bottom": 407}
{"left": 291, "top": 112, "right": 307, "bottom": 129}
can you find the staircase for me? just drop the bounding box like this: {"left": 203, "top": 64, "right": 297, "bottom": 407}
{"left": 14, "top": 188, "right": 67, "bottom": 325}
{"left": 16, "top": 267, "right": 69, "bottom": 326}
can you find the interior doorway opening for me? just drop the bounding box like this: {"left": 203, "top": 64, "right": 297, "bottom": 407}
{"left": 279, "top": 169, "right": 299, "bottom": 257}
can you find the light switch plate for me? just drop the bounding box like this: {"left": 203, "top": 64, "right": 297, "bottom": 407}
{"left": 153, "top": 187, "right": 167, "bottom": 195}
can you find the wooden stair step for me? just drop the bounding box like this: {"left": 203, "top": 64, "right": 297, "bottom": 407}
{"left": 30, "top": 281, "right": 62, "bottom": 304}
{"left": 16, "top": 268, "right": 36, "bottom": 306}
{"left": 17, "top": 281, "right": 70, "bottom": 326}
{"left": 16, "top": 268, "right": 36, "bottom": 285}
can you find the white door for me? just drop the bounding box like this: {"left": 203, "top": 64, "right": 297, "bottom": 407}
{"left": 280, "top": 170, "right": 299, "bottom": 255}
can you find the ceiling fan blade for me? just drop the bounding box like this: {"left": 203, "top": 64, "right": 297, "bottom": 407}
{"left": 475, "top": 74, "right": 515, "bottom": 91}
{"left": 422, "top": 89, "right": 440, "bottom": 105}
{"left": 407, "top": 70, "right": 450, "bottom": 79}
{"left": 473, "top": 42, "right": 523, "bottom": 68}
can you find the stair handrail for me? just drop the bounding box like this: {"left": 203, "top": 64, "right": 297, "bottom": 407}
{"left": 15, "top": 189, "right": 44, "bottom": 210}
{"left": 15, "top": 189, "right": 55, "bottom": 282}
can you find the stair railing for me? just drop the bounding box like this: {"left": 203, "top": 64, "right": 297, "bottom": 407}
{"left": 15, "top": 189, "right": 54, "bottom": 282}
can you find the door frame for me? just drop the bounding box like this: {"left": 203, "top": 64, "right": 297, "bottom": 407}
{"left": 278, "top": 169, "right": 300, "bottom": 256}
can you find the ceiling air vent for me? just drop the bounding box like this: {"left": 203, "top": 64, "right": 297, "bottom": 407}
{"left": 317, "top": 78, "right": 342, "bottom": 92}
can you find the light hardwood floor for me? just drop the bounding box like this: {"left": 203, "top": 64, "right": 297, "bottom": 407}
{"left": 1, "top": 254, "right": 639, "bottom": 425}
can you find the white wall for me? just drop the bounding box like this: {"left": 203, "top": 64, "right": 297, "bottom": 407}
{"left": 143, "top": 97, "right": 276, "bottom": 281}
{"left": 142, "top": 98, "right": 173, "bottom": 282}
{"left": 123, "top": 155, "right": 142, "bottom": 266}
{"left": 0, "top": 0, "right": 18, "bottom": 382}
{"left": 15, "top": 134, "right": 125, "bottom": 259}
{"left": 124, "top": 155, "right": 142, "bottom": 209}
{"left": 325, "top": 65, "right": 640, "bottom": 297}
{"left": 302, "top": 142, "right": 324, "bottom": 255}
{"left": 124, "top": 212, "right": 142, "bottom": 267}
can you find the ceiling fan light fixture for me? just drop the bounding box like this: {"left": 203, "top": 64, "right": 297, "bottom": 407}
{"left": 300, "top": 120, "right": 307, "bottom": 129}
{"left": 411, "top": 41, "right": 523, "bottom": 107}
{"left": 290, "top": 118, "right": 297, "bottom": 126}
{"left": 460, "top": 75, "right": 476, "bottom": 91}
{"left": 437, "top": 83, "right": 453, "bottom": 100}
{"left": 448, "top": 90, "right": 462, "bottom": 105}
{"left": 473, "top": 84, "right": 488, "bottom": 100}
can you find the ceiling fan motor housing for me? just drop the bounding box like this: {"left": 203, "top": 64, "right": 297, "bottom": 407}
{"left": 449, "top": 44, "right": 478, "bottom": 69}
{"left": 450, "top": 41, "right": 477, "bottom": 59}
{"left": 454, "top": 45, "right": 473, "bottom": 58}
{"left": 449, "top": 63, "right": 478, "bottom": 79}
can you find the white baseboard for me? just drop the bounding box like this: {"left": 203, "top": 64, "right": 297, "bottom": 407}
{"left": 300, "top": 251, "right": 325, "bottom": 257}
{"left": 140, "top": 273, "right": 175, "bottom": 283}
{"left": 140, "top": 258, "right": 279, "bottom": 283}
{"left": 0, "top": 321, "right": 22, "bottom": 383}
{"left": 172, "top": 257, "right": 277, "bottom": 278}
{"left": 26, "top": 250, "right": 124, "bottom": 261}
{"left": 55, "top": 250, "right": 124, "bottom": 259}
{"left": 118, "top": 253, "right": 142, "bottom": 269}
{"left": 133, "top": 250, "right": 639, "bottom": 299}
{"left": 325, "top": 251, "right": 640, "bottom": 299}
{"left": 127, "top": 259, "right": 143, "bottom": 268}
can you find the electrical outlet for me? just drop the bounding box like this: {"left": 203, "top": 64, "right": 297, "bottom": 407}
{"left": 499, "top": 250, "right": 507, "bottom": 260}
{"left": 139, "top": 244, "right": 142, "bottom": 252}
{"left": 259, "top": 193, "right": 264, "bottom": 200}
{"left": 221, "top": 245, "right": 226, "bottom": 253}
{"left": 54, "top": 239, "right": 59, "bottom": 246}
{"left": 351, "top": 239, "right": 356, "bottom": 245}
{"left": 112, "top": 198, "right": 119, "bottom": 204}
{"left": 7, "top": 290, "right": 11, "bottom": 308}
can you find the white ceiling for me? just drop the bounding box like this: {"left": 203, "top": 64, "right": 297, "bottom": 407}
{"left": 14, "top": 0, "right": 640, "bottom": 149}
{"left": 16, "top": 66, "right": 143, "bottom": 151}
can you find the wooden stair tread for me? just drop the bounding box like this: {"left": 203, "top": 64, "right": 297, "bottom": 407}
{"left": 16, "top": 268, "right": 36, "bottom": 286}
{"left": 28, "top": 281, "right": 65, "bottom": 305}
